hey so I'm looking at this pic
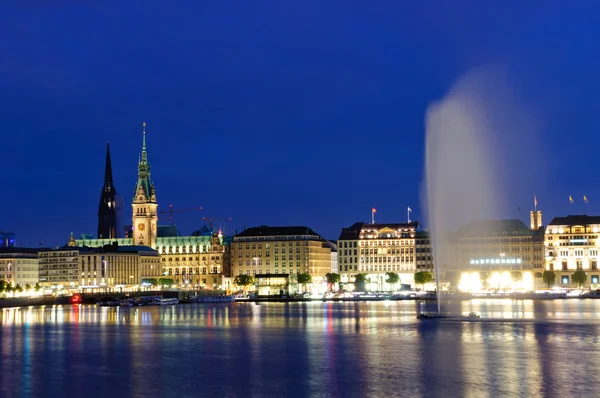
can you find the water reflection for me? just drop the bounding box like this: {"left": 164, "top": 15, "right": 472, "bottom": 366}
{"left": 1, "top": 301, "right": 600, "bottom": 397}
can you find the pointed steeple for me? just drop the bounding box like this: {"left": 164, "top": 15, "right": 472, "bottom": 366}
{"left": 140, "top": 121, "right": 148, "bottom": 166}
{"left": 98, "top": 142, "right": 118, "bottom": 239}
{"left": 104, "top": 142, "right": 114, "bottom": 190}
{"left": 134, "top": 122, "right": 156, "bottom": 203}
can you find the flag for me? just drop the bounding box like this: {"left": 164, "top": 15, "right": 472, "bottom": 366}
{"left": 569, "top": 195, "right": 574, "bottom": 204}
{"left": 372, "top": 207, "right": 376, "bottom": 213}
{"left": 408, "top": 206, "right": 412, "bottom": 212}
{"left": 534, "top": 195, "right": 538, "bottom": 208}
{"left": 584, "top": 195, "right": 589, "bottom": 204}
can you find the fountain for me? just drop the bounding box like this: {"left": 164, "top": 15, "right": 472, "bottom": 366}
{"left": 422, "top": 68, "right": 537, "bottom": 318}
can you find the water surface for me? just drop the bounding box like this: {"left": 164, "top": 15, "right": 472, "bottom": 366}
{"left": 1, "top": 300, "right": 599, "bottom": 397}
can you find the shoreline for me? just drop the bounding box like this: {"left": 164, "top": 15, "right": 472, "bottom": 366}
{"left": 1, "top": 294, "right": 598, "bottom": 309}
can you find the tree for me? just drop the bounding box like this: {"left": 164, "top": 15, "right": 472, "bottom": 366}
{"left": 5, "top": 284, "right": 13, "bottom": 295}
{"left": 25, "top": 283, "right": 32, "bottom": 291}
{"left": 15, "top": 284, "right": 23, "bottom": 293}
{"left": 385, "top": 272, "right": 400, "bottom": 291}
{"left": 354, "top": 273, "right": 369, "bottom": 292}
{"left": 325, "top": 273, "right": 341, "bottom": 291}
{"left": 0, "top": 279, "right": 6, "bottom": 295}
{"left": 234, "top": 275, "right": 255, "bottom": 290}
{"left": 158, "top": 278, "right": 174, "bottom": 286}
{"left": 297, "top": 272, "right": 312, "bottom": 293}
{"left": 542, "top": 270, "right": 556, "bottom": 289}
{"left": 414, "top": 272, "right": 433, "bottom": 289}
{"left": 571, "top": 270, "right": 587, "bottom": 289}
{"left": 142, "top": 278, "right": 158, "bottom": 286}
{"left": 34, "top": 283, "right": 41, "bottom": 292}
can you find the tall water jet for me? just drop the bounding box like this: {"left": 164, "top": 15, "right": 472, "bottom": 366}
{"left": 423, "top": 68, "right": 540, "bottom": 314}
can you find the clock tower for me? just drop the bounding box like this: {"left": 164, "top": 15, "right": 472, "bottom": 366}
{"left": 132, "top": 122, "right": 158, "bottom": 248}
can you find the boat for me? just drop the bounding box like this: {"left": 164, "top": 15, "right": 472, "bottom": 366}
{"left": 134, "top": 296, "right": 163, "bottom": 306}
{"left": 119, "top": 298, "right": 133, "bottom": 306}
{"left": 416, "top": 313, "right": 451, "bottom": 320}
{"left": 468, "top": 312, "right": 480, "bottom": 318}
{"left": 233, "top": 293, "right": 251, "bottom": 301}
{"left": 159, "top": 298, "right": 179, "bottom": 305}
{"left": 97, "top": 297, "right": 120, "bottom": 307}
{"left": 197, "top": 295, "right": 235, "bottom": 303}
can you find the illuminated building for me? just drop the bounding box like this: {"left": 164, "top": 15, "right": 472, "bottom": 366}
{"left": 545, "top": 215, "right": 600, "bottom": 288}
{"left": 0, "top": 248, "right": 41, "bottom": 287}
{"left": 78, "top": 244, "right": 161, "bottom": 291}
{"left": 132, "top": 122, "right": 158, "bottom": 248}
{"left": 415, "top": 231, "right": 434, "bottom": 273}
{"left": 38, "top": 244, "right": 85, "bottom": 289}
{"left": 337, "top": 221, "right": 420, "bottom": 289}
{"left": 231, "top": 226, "right": 333, "bottom": 293}
{"left": 329, "top": 240, "right": 339, "bottom": 273}
{"left": 75, "top": 123, "right": 229, "bottom": 289}
{"left": 39, "top": 236, "right": 160, "bottom": 292}
{"left": 443, "top": 219, "right": 544, "bottom": 291}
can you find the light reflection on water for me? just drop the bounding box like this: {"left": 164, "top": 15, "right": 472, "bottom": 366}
{"left": 1, "top": 300, "right": 600, "bottom": 397}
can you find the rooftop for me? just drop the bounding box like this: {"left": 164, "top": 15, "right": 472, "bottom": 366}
{"left": 548, "top": 214, "right": 600, "bottom": 226}
{"left": 0, "top": 247, "right": 47, "bottom": 255}
{"left": 338, "top": 221, "right": 420, "bottom": 240}
{"left": 235, "top": 226, "right": 323, "bottom": 238}
{"left": 457, "top": 219, "right": 542, "bottom": 237}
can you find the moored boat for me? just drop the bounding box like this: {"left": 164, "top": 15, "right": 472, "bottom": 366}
{"left": 198, "top": 295, "right": 235, "bottom": 303}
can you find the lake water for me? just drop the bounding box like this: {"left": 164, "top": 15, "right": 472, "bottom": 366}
{"left": 2, "top": 300, "right": 600, "bottom": 398}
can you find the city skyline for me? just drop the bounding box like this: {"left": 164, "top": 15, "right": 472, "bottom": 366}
{"left": 3, "top": 2, "right": 600, "bottom": 246}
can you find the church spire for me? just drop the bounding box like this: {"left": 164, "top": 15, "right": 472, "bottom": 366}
{"left": 104, "top": 142, "right": 114, "bottom": 189}
{"left": 98, "top": 142, "right": 117, "bottom": 239}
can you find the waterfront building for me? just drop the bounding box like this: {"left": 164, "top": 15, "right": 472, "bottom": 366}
{"left": 0, "top": 248, "right": 42, "bottom": 287}
{"left": 78, "top": 243, "right": 161, "bottom": 291}
{"left": 443, "top": 218, "right": 545, "bottom": 291}
{"left": 38, "top": 244, "right": 86, "bottom": 290}
{"left": 231, "top": 226, "right": 332, "bottom": 293}
{"left": 329, "top": 240, "right": 338, "bottom": 274}
{"left": 39, "top": 237, "right": 161, "bottom": 292}
{"left": 75, "top": 123, "right": 229, "bottom": 289}
{"left": 415, "top": 231, "right": 434, "bottom": 273}
{"left": 0, "top": 231, "right": 16, "bottom": 248}
{"left": 98, "top": 143, "right": 118, "bottom": 239}
{"left": 337, "top": 221, "right": 419, "bottom": 290}
{"left": 545, "top": 215, "right": 600, "bottom": 289}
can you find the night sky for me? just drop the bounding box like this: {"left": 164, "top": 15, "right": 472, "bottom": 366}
{"left": 2, "top": 1, "right": 600, "bottom": 247}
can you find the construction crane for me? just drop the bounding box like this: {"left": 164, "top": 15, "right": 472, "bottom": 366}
{"left": 202, "top": 216, "right": 232, "bottom": 233}
{"left": 159, "top": 204, "right": 203, "bottom": 226}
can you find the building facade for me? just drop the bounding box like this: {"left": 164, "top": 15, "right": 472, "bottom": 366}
{"left": 415, "top": 231, "right": 434, "bottom": 273}
{"left": 38, "top": 246, "right": 84, "bottom": 290}
{"left": 329, "top": 241, "right": 338, "bottom": 274}
{"left": 545, "top": 215, "right": 600, "bottom": 288}
{"left": 0, "top": 248, "right": 41, "bottom": 287}
{"left": 98, "top": 143, "right": 118, "bottom": 239}
{"left": 442, "top": 218, "right": 545, "bottom": 291}
{"left": 79, "top": 244, "right": 161, "bottom": 290}
{"left": 231, "top": 226, "right": 333, "bottom": 292}
{"left": 338, "top": 221, "right": 419, "bottom": 289}
{"left": 132, "top": 122, "right": 158, "bottom": 248}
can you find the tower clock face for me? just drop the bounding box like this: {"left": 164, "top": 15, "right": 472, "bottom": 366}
{"left": 138, "top": 223, "right": 145, "bottom": 231}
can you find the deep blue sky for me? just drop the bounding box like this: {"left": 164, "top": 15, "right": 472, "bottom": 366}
{"left": 2, "top": 1, "right": 600, "bottom": 246}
